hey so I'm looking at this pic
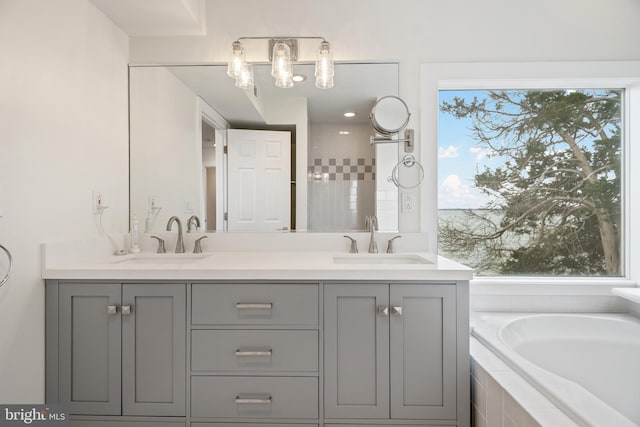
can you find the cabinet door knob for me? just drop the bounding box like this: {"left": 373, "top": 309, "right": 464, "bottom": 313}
{"left": 107, "top": 305, "right": 118, "bottom": 315}
{"left": 391, "top": 306, "right": 403, "bottom": 316}
{"left": 377, "top": 305, "right": 389, "bottom": 316}
{"left": 121, "top": 305, "right": 132, "bottom": 315}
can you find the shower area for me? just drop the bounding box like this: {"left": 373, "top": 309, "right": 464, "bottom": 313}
{"left": 307, "top": 122, "right": 376, "bottom": 231}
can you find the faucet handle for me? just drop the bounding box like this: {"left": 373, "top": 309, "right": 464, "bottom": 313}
{"left": 150, "top": 235, "right": 166, "bottom": 253}
{"left": 386, "top": 235, "right": 402, "bottom": 253}
{"left": 193, "top": 235, "right": 208, "bottom": 253}
{"left": 343, "top": 235, "right": 359, "bottom": 253}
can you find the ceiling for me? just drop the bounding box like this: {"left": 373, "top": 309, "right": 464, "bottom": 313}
{"left": 166, "top": 63, "right": 398, "bottom": 127}
{"left": 89, "top": 0, "right": 206, "bottom": 36}
{"left": 91, "top": 1, "right": 399, "bottom": 127}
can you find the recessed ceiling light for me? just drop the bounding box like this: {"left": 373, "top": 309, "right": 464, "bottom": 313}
{"left": 292, "top": 74, "right": 307, "bottom": 82}
{"left": 339, "top": 131, "right": 351, "bottom": 135}
{"left": 344, "top": 112, "right": 356, "bottom": 118}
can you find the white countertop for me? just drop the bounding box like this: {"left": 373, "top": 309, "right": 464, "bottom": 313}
{"left": 42, "top": 251, "right": 473, "bottom": 281}
{"left": 41, "top": 233, "right": 473, "bottom": 281}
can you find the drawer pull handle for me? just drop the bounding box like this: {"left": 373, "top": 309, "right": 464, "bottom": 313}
{"left": 235, "top": 396, "right": 272, "bottom": 404}
{"left": 236, "top": 349, "right": 273, "bottom": 357}
{"left": 236, "top": 303, "right": 273, "bottom": 310}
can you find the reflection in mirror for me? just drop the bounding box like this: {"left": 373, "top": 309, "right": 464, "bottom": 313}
{"left": 129, "top": 62, "right": 399, "bottom": 233}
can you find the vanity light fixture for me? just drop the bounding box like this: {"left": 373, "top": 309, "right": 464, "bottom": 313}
{"left": 226, "top": 41, "right": 245, "bottom": 79}
{"left": 343, "top": 112, "right": 356, "bottom": 118}
{"left": 338, "top": 131, "right": 351, "bottom": 135}
{"left": 235, "top": 62, "right": 254, "bottom": 89}
{"left": 292, "top": 74, "right": 307, "bottom": 83}
{"left": 315, "top": 40, "right": 334, "bottom": 89}
{"left": 227, "top": 36, "right": 334, "bottom": 89}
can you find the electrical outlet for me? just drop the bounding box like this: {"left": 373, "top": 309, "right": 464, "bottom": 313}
{"left": 93, "top": 191, "right": 106, "bottom": 214}
{"left": 184, "top": 200, "right": 194, "bottom": 214}
{"left": 401, "top": 191, "right": 416, "bottom": 213}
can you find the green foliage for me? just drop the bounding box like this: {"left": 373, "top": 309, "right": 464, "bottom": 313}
{"left": 439, "top": 89, "right": 622, "bottom": 276}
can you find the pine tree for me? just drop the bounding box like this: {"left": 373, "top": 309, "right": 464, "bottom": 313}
{"left": 439, "top": 89, "right": 621, "bottom": 276}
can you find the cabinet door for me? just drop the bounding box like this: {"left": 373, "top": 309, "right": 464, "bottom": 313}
{"left": 389, "top": 284, "right": 457, "bottom": 419}
{"left": 59, "top": 283, "right": 122, "bottom": 415}
{"left": 324, "top": 284, "right": 389, "bottom": 419}
{"left": 122, "top": 283, "right": 186, "bottom": 416}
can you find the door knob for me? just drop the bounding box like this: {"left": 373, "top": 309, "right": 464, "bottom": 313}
{"left": 107, "top": 305, "right": 118, "bottom": 315}
{"left": 391, "top": 306, "right": 403, "bottom": 316}
{"left": 121, "top": 305, "right": 132, "bottom": 315}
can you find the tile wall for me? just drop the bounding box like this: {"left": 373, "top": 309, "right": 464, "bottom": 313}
{"left": 471, "top": 340, "right": 579, "bottom": 427}
{"left": 308, "top": 123, "right": 375, "bottom": 231}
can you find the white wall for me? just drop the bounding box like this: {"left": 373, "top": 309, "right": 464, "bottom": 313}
{"left": 128, "top": 0, "right": 640, "bottom": 234}
{"left": 0, "top": 0, "right": 129, "bottom": 403}
{"left": 129, "top": 67, "right": 203, "bottom": 232}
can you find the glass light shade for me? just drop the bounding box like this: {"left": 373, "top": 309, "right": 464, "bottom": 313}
{"left": 235, "top": 63, "right": 254, "bottom": 89}
{"left": 274, "top": 72, "right": 294, "bottom": 88}
{"left": 226, "top": 41, "right": 245, "bottom": 79}
{"left": 271, "top": 41, "right": 293, "bottom": 82}
{"left": 315, "top": 41, "right": 334, "bottom": 89}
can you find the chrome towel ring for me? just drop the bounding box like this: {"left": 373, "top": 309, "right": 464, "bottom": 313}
{"left": 391, "top": 154, "right": 425, "bottom": 189}
{"left": 0, "top": 244, "right": 12, "bottom": 288}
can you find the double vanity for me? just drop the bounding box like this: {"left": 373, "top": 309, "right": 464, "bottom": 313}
{"left": 42, "top": 233, "right": 472, "bottom": 427}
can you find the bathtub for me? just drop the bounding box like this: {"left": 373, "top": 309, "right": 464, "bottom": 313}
{"left": 471, "top": 313, "right": 640, "bottom": 427}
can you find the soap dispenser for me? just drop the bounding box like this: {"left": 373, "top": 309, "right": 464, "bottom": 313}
{"left": 129, "top": 211, "right": 141, "bottom": 254}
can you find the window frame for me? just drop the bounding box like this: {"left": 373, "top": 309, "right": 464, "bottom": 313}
{"left": 420, "top": 62, "right": 640, "bottom": 292}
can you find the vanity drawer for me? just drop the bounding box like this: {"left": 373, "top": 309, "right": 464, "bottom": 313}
{"left": 191, "top": 376, "right": 318, "bottom": 419}
{"left": 191, "top": 330, "right": 318, "bottom": 372}
{"left": 193, "top": 424, "right": 317, "bottom": 427}
{"left": 191, "top": 284, "right": 318, "bottom": 326}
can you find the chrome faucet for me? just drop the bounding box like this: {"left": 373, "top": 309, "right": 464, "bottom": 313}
{"left": 187, "top": 215, "right": 201, "bottom": 232}
{"left": 365, "top": 215, "right": 378, "bottom": 253}
{"left": 166, "top": 216, "right": 185, "bottom": 253}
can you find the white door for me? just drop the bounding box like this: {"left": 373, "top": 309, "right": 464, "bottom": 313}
{"left": 227, "top": 129, "right": 291, "bottom": 231}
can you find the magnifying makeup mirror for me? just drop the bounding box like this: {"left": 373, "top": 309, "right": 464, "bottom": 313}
{"left": 369, "top": 95, "right": 411, "bottom": 135}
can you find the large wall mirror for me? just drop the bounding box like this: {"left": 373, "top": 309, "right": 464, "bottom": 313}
{"left": 129, "top": 62, "right": 399, "bottom": 233}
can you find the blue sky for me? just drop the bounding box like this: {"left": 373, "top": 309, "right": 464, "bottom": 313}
{"left": 438, "top": 90, "right": 497, "bottom": 210}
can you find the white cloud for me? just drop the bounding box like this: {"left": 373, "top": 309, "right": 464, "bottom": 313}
{"left": 469, "top": 146, "right": 488, "bottom": 161}
{"left": 438, "top": 145, "right": 460, "bottom": 159}
{"left": 438, "top": 174, "right": 489, "bottom": 209}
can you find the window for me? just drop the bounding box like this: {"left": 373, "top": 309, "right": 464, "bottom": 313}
{"left": 437, "top": 88, "right": 623, "bottom": 277}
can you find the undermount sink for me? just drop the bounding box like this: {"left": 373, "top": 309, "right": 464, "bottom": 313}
{"left": 109, "top": 254, "right": 210, "bottom": 265}
{"left": 333, "top": 254, "right": 432, "bottom": 265}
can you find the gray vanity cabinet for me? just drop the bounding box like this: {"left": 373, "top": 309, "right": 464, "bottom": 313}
{"left": 52, "top": 282, "right": 186, "bottom": 418}
{"left": 324, "top": 282, "right": 457, "bottom": 421}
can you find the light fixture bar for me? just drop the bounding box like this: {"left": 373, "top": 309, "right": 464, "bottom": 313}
{"left": 227, "top": 36, "right": 333, "bottom": 90}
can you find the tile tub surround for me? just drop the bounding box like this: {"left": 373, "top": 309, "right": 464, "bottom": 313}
{"left": 471, "top": 339, "right": 578, "bottom": 427}
{"left": 471, "top": 313, "right": 640, "bottom": 427}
